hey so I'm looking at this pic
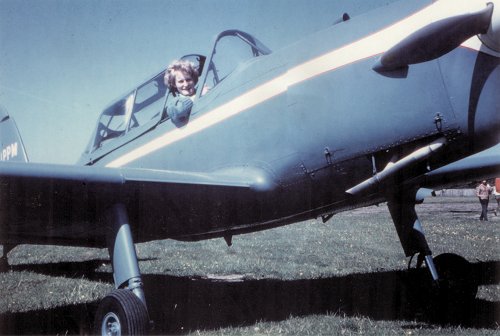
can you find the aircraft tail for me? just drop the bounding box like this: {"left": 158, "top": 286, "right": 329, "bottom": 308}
{"left": 0, "top": 105, "right": 29, "bottom": 162}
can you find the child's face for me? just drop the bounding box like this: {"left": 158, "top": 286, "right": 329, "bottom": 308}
{"left": 174, "top": 70, "right": 195, "bottom": 96}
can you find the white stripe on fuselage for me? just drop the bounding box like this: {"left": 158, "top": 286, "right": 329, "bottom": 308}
{"left": 106, "top": 1, "right": 488, "bottom": 168}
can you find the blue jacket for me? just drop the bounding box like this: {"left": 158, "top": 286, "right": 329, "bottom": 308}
{"left": 167, "top": 95, "right": 193, "bottom": 126}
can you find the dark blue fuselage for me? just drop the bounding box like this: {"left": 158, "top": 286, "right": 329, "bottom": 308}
{"left": 74, "top": 1, "right": 499, "bottom": 243}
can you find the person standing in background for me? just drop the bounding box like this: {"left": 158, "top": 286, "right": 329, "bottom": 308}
{"left": 476, "top": 180, "right": 492, "bottom": 221}
{"left": 494, "top": 178, "right": 500, "bottom": 216}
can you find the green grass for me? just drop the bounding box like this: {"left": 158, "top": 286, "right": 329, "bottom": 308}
{"left": 187, "top": 314, "right": 500, "bottom": 336}
{"left": 0, "top": 271, "right": 110, "bottom": 313}
{"left": 0, "top": 197, "right": 498, "bottom": 334}
{"left": 132, "top": 197, "right": 498, "bottom": 281}
{"left": 134, "top": 208, "right": 405, "bottom": 280}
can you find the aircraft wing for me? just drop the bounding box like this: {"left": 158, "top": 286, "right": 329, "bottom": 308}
{"left": 0, "top": 161, "right": 258, "bottom": 188}
{"left": 0, "top": 161, "right": 272, "bottom": 247}
{"left": 419, "top": 145, "right": 500, "bottom": 190}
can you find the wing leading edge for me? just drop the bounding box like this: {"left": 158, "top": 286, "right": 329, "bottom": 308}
{"left": 0, "top": 161, "right": 275, "bottom": 247}
{"left": 419, "top": 144, "right": 500, "bottom": 190}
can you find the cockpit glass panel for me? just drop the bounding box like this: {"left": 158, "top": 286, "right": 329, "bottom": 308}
{"left": 93, "top": 93, "right": 134, "bottom": 149}
{"left": 89, "top": 55, "right": 207, "bottom": 153}
{"left": 201, "top": 30, "right": 271, "bottom": 94}
{"left": 129, "top": 71, "right": 167, "bottom": 130}
{"left": 92, "top": 70, "right": 171, "bottom": 151}
{"left": 212, "top": 38, "right": 253, "bottom": 83}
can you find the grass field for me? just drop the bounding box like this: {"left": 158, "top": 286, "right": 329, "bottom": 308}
{"left": 0, "top": 197, "right": 498, "bottom": 335}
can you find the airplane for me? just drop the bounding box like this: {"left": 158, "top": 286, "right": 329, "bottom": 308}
{"left": 0, "top": 0, "right": 499, "bottom": 334}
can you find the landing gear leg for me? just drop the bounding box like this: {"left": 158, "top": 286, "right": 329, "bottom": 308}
{"left": 387, "top": 188, "right": 438, "bottom": 279}
{"left": 387, "top": 189, "right": 478, "bottom": 323}
{"left": 94, "top": 203, "right": 150, "bottom": 335}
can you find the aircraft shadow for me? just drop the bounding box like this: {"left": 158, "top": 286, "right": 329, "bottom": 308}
{"left": 0, "top": 260, "right": 498, "bottom": 335}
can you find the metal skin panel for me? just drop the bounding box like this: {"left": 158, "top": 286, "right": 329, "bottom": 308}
{"left": 0, "top": 106, "right": 29, "bottom": 163}
{"left": 0, "top": 0, "right": 498, "bottom": 247}
{"left": 437, "top": 48, "right": 500, "bottom": 151}
{"left": 0, "top": 162, "right": 271, "bottom": 246}
{"left": 421, "top": 149, "right": 500, "bottom": 189}
{"left": 1, "top": 1, "right": 499, "bottom": 327}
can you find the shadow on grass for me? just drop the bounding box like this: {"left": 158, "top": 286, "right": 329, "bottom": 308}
{"left": 0, "top": 260, "right": 498, "bottom": 334}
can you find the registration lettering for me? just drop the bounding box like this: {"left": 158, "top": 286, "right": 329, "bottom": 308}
{"left": 1, "top": 142, "right": 18, "bottom": 161}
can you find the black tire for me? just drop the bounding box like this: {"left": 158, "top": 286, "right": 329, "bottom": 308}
{"left": 94, "top": 289, "right": 149, "bottom": 336}
{"left": 431, "top": 253, "right": 478, "bottom": 324}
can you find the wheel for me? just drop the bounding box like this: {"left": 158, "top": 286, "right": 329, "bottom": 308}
{"left": 431, "top": 253, "right": 478, "bottom": 324}
{"left": 434, "top": 253, "right": 478, "bottom": 303}
{"left": 94, "top": 289, "right": 149, "bottom": 336}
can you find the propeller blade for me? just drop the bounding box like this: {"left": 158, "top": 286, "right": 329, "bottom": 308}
{"left": 373, "top": 3, "right": 494, "bottom": 72}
